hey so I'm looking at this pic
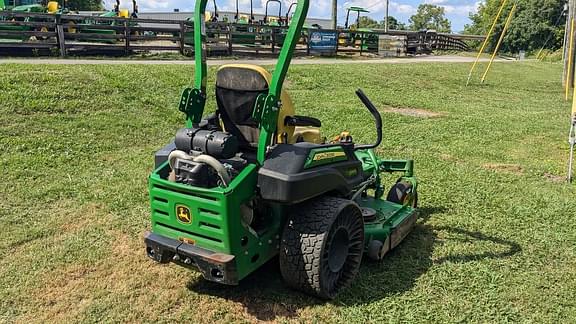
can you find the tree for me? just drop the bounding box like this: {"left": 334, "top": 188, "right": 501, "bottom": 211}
{"left": 464, "top": 0, "right": 565, "bottom": 53}
{"left": 409, "top": 4, "right": 451, "bottom": 32}
{"left": 357, "top": 15, "right": 407, "bottom": 30}
{"left": 358, "top": 16, "right": 380, "bottom": 29}
{"left": 386, "top": 16, "right": 407, "bottom": 30}
{"left": 65, "top": 0, "right": 104, "bottom": 11}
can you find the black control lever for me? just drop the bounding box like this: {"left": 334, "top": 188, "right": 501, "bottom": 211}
{"left": 354, "top": 89, "right": 383, "bottom": 150}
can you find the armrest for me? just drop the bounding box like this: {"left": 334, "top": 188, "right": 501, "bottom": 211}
{"left": 284, "top": 115, "right": 322, "bottom": 128}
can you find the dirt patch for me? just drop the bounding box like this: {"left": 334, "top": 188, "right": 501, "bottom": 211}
{"left": 58, "top": 203, "right": 107, "bottom": 233}
{"left": 438, "top": 153, "right": 466, "bottom": 167}
{"left": 543, "top": 172, "right": 566, "bottom": 183}
{"left": 381, "top": 106, "right": 445, "bottom": 118}
{"left": 482, "top": 163, "right": 524, "bottom": 175}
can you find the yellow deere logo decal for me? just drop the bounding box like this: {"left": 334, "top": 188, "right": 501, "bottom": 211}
{"left": 176, "top": 205, "right": 192, "bottom": 224}
{"left": 313, "top": 151, "right": 346, "bottom": 161}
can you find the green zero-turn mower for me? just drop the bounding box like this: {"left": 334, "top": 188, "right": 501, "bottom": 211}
{"left": 144, "top": 0, "right": 419, "bottom": 299}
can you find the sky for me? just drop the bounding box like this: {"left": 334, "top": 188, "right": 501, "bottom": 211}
{"left": 105, "top": 0, "right": 480, "bottom": 32}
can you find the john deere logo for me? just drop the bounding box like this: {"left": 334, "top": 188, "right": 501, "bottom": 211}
{"left": 176, "top": 205, "right": 192, "bottom": 224}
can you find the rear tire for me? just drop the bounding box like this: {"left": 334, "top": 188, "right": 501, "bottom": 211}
{"left": 279, "top": 196, "right": 364, "bottom": 299}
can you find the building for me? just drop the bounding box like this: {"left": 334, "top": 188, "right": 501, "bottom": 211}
{"left": 79, "top": 10, "right": 332, "bottom": 29}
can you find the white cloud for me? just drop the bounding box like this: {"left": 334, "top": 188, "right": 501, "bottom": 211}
{"left": 100, "top": 0, "right": 477, "bottom": 31}
{"left": 423, "top": 0, "right": 480, "bottom": 15}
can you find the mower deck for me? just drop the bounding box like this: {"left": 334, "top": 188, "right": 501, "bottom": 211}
{"left": 359, "top": 196, "right": 418, "bottom": 254}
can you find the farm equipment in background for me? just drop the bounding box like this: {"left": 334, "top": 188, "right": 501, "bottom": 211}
{"left": 0, "top": 0, "right": 68, "bottom": 40}
{"left": 1, "top": 0, "right": 64, "bottom": 12}
{"left": 0, "top": 0, "right": 140, "bottom": 44}
{"left": 284, "top": 2, "right": 300, "bottom": 26}
{"left": 262, "top": 0, "right": 282, "bottom": 26}
{"left": 144, "top": 0, "right": 420, "bottom": 299}
{"left": 339, "top": 6, "right": 378, "bottom": 51}
{"left": 77, "top": 0, "right": 139, "bottom": 43}
{"left": 261, "top": 0, "right": 286, "bottom": 47}
{"left": 230, "top": 0, "right": 256, "bottom": 45}
{"left": 180, "top": 0, "right": 226, "bottom": 46}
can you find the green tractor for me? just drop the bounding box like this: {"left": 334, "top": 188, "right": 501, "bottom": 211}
{"left": 0, "top": 0, "right": 60, "bottom": 12}
{"left": 144, "top": 0, "right": 419, "bottom": 299}
{"left": 261, "top": 0, "right": 286, "bottom": 47}
{"left": 180, "top": 0, "right": 223, "bottom": 47}
{"left": 339, "top": 6, "right": 378, "bottom": 51}
{"left": 78, "top": 0, "right": 139, "bottom": 43}
{"left": 0, "top": 0, "right": 66, "bottom": 40}
{"left": 230, "top": 0, "right": 256, "bottom": 46}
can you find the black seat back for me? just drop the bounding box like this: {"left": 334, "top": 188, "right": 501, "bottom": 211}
{"left": 215, "top": 67, "right": 269, "bottom": 149}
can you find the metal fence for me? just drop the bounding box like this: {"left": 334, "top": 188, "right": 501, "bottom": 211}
{"left": 0, "top": 11, "right": 472, "bottom": 57}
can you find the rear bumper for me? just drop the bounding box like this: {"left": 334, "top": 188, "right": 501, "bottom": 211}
{"left": 144, "top": 231, "right": 238, "bottom": 285}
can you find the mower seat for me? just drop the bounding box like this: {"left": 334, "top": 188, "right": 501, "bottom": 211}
{"left": 215, "top": 64, "right": 322, "bottom": 148}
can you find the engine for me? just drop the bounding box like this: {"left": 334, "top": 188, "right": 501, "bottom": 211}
{"left": 168, "top": 128, "right": 244, "bottom": 188}
{"left": 174, "top": 128, "right": 239, "bottom": 159}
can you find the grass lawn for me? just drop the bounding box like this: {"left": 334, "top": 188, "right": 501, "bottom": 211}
{"left": 1, "top": 61, "right": 575, "bottom": 323}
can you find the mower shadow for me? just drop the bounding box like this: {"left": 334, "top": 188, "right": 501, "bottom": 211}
{"left": 186, "top": 206, "right": 521, "bottom": 320}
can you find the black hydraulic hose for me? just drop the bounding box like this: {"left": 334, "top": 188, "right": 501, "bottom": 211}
{"left": 354, "top": 89, "right": 383, "bottom": 151}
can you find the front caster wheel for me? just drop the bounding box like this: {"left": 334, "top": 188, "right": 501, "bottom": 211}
{"left": 279, "top": 196, "right": 364, "bottom": 299}
{"left": 387, "top": 180, "right": 418, "bottom": 208}
{"left": 367, "top": 238, "right": 391, "bottom": 261}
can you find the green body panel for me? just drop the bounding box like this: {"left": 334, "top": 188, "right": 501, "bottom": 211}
{"left": 149, "top": 162, "right": 281, "bottom": 280}
{"left": 11, "top": 3, "right": 43, "bottom": 12}
{"left": 76, "top": 11, "right": 133, "bottom": 43}
{"left": 231, "top": 23, "right": 257, "bottom": 45}
{"left": 99, "top": 11, "right": 118, "bottom": 18}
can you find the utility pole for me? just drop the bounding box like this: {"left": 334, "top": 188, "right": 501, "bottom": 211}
{"left": 384, "top": 0, "right": 390, "bottom": 32}
{"left": 564, "top": 0, "right": 574, "bottom": 87}
{"left": 332, "top": 0, "right": 337, "bottom": 29}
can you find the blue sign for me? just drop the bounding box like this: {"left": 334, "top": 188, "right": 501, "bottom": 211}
{"left": 309, "top": 31, "right": 338, "bottom": 54}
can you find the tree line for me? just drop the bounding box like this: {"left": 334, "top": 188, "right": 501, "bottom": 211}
{"left": 464, "top": 0, "right": 565, "bottom": 53}
{"left": 357, "top": 4, "right": 452, "bottom": 33}
{"left": 357, "top": 1, "right": 565, "bottom": 53}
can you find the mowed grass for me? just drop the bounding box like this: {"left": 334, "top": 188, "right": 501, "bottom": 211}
{"left": 1, "top": 60, "right": 575, "bottom": 323}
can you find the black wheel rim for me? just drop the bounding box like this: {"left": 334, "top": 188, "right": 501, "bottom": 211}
{"left": 328, "top": 228, "right": 349, "bottom": 272}
{"left": 321, "top": 205, "right": 364, "bottom": 297}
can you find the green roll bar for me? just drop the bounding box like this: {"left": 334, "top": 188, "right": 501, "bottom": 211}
{"left": 180, "top": 0, "right": 309, "bottom": 164}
